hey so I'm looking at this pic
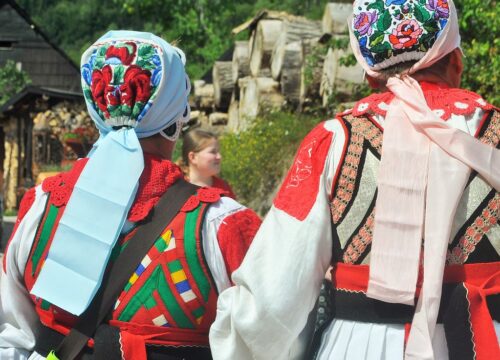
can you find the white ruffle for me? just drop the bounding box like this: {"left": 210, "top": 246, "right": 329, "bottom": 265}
{"left": 316, "top": 319, "right": 500, "bottom": 360}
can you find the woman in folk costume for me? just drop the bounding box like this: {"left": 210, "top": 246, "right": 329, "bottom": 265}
{"left": 0, "top": 31, "right": 261, "bottom": 360}
{"left": 209, "top": 0, "right": 500, "bottom": 359}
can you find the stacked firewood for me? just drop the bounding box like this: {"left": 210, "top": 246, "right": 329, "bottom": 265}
{"left": 191, "top": 2, "right": 365, "bottom": 132}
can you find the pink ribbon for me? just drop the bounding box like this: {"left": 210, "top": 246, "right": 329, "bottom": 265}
{"left": 368, "top": 76, "right": 500, "bottom": 359}
{"left": 347, "top": 0, "right": 500, "bottom": 357}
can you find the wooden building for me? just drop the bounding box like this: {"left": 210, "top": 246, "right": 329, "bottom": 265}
{"left": 0, "top": 0, "right": 86, "bottom": 210}
{"left": 0, "top": 0, "right": 80, "bottom": 91}
{"left": 0, "top": 86, "right": 85, "bottom": 210}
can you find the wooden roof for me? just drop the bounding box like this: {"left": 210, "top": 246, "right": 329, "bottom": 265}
{"left": 0, "top": 85, "right": 82, "bottom": 116}
{"left": 0, "top": 0, "right": 81, "bottom": 92}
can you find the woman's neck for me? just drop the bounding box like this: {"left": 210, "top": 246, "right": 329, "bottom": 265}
{"left": 188, "top": 169, "right": 213, "bottom": 187}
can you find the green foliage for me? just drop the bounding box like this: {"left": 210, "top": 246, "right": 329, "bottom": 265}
{"left": 0, "top": 60, "right": 31, "bottom": 106}
{"left": 219, "top": 111, "right": 320, "bottom": 213}
{"left": 455, "top": 0, "right": 499, "bottom": 104}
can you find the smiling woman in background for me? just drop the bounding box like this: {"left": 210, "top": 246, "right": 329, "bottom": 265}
{"left": 181, "top": 129, "right": 236, "bottom": 199}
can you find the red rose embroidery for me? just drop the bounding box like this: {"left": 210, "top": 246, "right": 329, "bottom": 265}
{"left": 105, "top": 42, "right": 137, "bottom": 65}
{"left": 389, "top": 19, "right": 423, "bottom": 49}
{"left": 120, "top": 65, "right": 152, "bottom": 107}
{"left": 90, "top": 65, "right": 113, "bottom": 116}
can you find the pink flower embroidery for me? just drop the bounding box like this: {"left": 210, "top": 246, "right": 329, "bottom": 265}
{"left": 389, "top": 20, "right": 423, "bottom": 49}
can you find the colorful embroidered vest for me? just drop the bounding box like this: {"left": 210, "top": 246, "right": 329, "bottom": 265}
{"left": 24, "top": 161, "right": 221, "bottom": 347}
{"left": 330, "top": 107, "right": 500, "bottom": 266}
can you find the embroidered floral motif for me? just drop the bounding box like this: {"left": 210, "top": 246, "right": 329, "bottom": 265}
{"left": 274, "top": 123, "right": 333, "bottom": 221}
{"left": 81, "top": 40, "right": 163, "bottom": 124}
{"left": 352, "top": 0, "right": 450, "bottom": 67}
{"left": 286, "top": 140, "right": 316, "bottom": 188}
{"left": 352, "top": 83, "right": 493, "bottom": 120}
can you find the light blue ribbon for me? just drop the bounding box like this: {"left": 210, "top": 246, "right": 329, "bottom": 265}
{"left": 31, "top": 129, "right": 144, "bottom": 315}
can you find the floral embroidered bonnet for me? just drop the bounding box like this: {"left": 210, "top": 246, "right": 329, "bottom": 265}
{"left": 31, "top": 31, "right": 192, "bottom": 316}
{"left": 352, "top": 0, "right": 452, "bottom": 71}
{"left": 348, "top": 1, "right": 500, "bottom": 359}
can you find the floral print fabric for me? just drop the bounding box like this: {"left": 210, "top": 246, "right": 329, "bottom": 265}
{"left": 81, "top": 40, "right": 163, "bottom": 125}
{"left": 352, "top": 0, "right": 450, "bottom": 67}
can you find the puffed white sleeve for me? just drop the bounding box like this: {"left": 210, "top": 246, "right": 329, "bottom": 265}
{"left": 0, "top": 186, "right": 49, "bottom": 360}
{"left": 209, "top": 120, "right": 344, "bottom": 360}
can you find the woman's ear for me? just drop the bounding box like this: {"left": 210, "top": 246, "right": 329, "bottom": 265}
{"left": 188, "top": 151, "right": 197, "bottom": 165}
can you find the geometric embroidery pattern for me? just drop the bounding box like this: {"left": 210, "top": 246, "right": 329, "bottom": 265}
{"left": 330, "top": 114, "right": 382, "bottom": 225}
{"left": 330, "top": 114, "right": 382, "bottom": 264}
{"left": 112, "top": 203, "right": 214, "bottom": 329}
{"left": 447, "top": 110, "right": 500, "bottom": 264}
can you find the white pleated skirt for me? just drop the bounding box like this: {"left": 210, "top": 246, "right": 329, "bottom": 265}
{"left": 315, "top": 319, "right": 500, "bottom": 360}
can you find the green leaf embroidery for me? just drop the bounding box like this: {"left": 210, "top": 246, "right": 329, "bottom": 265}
{"left": 108, "top": 105, "right": 121, "bottom": 118}
{"left": 423, "top": 20, "right": 439, "bottom": 34}
{"left": 136, "top": 59, "right": 155, "bottom": 70}
{"left": 97, "top": 45, "right": 107, "bottom": 57}
{"left": 370, "top": 31, "right": 385, "bottom": 46}
{"left": 367, "top": 0, "right": 384, "bottom": 13}
{"left": 132, "top": 101, "right": 145, "bottom": 119}
{"left": 113, "top": 65, "right": 125, "bottom": 84}
{"left": 414, "top": 5, "right": 431, "bottom": 23}
{"left": 138, "top": 45, "right": 155, "bottom": 60}
{"left": 94, "top": 56, "right": 105, "bottom": 69}
{"left": 377, "top": 11, "right": 392, "bottom": 31}
{"left": 83, "top": 88, "right": 93, "bottom": 101}
{"left": 370, "top": 42, "right": 391, "bottom": 53}
{"left": 121, "top": 104, "right": 132, "bottom": 117}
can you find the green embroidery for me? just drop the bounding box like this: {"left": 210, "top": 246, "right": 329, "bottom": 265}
{"left": 167, "top": 259, "right": 183, "bottom": 273}
{"left": 119, "top": 266, "right": 194, "bottom": 328}
{"left": 184, "top": 206, "right": 211, "bottom": 301}
{"left": 31, "top": 205, "right": 59, "bottom": 275}
{"left": 154, "top": 236, "right": 168, "bottom": 252}
{"left": 41, "top": 299, "right": 51, "bottom": 310}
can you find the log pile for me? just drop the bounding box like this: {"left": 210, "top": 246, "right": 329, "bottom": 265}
{"left": 190, "top": 3, "right": 366, "bottom": 133}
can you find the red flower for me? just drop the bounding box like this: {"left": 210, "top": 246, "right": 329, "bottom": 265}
{"left": 105, "top": 42, "right": 137, "bottom": 65}
{"left": 120, "top": 65, "right": 152, "bottom": 107}
{"left": 389, "top": 20, "right": 423, "bottom": 49}
{"left": 90, "top": 65, "right": 113, "bottom": 116}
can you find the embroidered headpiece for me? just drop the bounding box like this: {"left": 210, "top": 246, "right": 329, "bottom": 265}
{"left": 81, "top": 31, "right": 190, "bottom": 139}
{"left": 351, "top": 0, "right": 452, "bottom": 71}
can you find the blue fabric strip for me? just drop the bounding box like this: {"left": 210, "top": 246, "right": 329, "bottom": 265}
{"left": 31, "top": 128, "right": 144, "bottom": 315}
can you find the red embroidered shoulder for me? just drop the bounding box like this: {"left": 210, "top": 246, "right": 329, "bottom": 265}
{"left": 352, "top": 82, "right": 493, "bottom": 120}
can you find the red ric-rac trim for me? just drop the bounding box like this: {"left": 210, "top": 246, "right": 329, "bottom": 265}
{"left": 352, "top": 82, "right": 493, "bottom": 120}
{"left": 274, "top": 122, "right": 333, "bottom": 221}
